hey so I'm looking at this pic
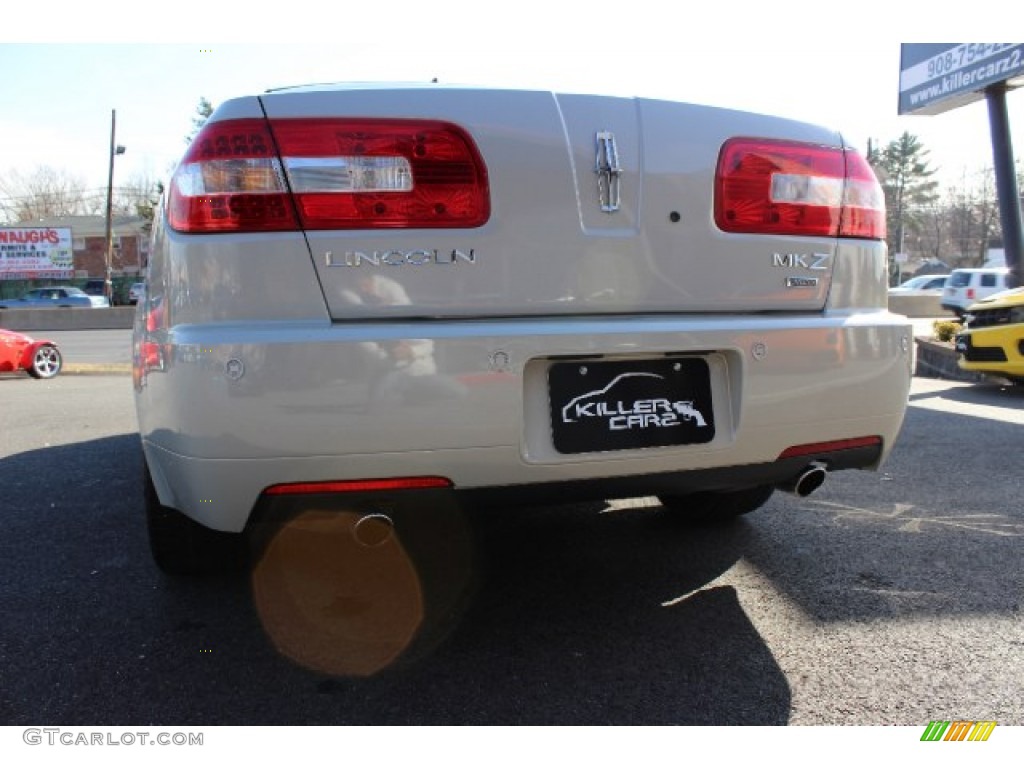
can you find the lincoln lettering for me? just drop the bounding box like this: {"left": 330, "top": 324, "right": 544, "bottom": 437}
{"left": 325, "top": 249, "right": 477, "bottom": 267}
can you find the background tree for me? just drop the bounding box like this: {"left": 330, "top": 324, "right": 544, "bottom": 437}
{"left": 186, "top": 97, "right": 214, "bottom": 144}
{"left": 0, "top": 166, "right": 92, "bottom": 223}
{"left": 945, "top": 169, "right": 1001, "bottom": 266}
{"left": 865, "top": 137, "right": 880, "bottom": 167}
{"left": 869, "top": 132, "right": 940, "bottom": 282}
{"left": 915, "top": 204, "right": 947, "bottom": 263}
{"left": 125, "top": 178, "right": 165, "bottom": 233}
{"left": 113, "top": 172, "right": 164, "bottom": 223}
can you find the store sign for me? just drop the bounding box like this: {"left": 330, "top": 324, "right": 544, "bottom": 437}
{"left": 899, "top": 43, "right": 1024, "bottom": 115}
{"left": 0, "top": 227, "right": 74, "bottom": 279}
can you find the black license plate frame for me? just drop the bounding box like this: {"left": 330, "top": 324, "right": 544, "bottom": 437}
{"left": 548, "top": 357, "right": 715, "bottom": 455}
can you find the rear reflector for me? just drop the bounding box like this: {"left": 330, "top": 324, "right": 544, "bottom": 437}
{"left": 263, "top": 477, "right": 453, "bottom": 496}
{"left": 778, "top": 436, "right": 882, "bottom": 459}
{"left": 168, "top": 117, "right": 489, "bottom": 233}
{"left": 715, "top": 138, "right": 885, "bottom": 239}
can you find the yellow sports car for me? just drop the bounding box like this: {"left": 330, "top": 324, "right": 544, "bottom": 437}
{"left": 956, "top": 287, "right": 1024, "bottom": 384}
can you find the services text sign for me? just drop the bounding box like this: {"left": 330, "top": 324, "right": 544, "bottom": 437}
{"left": 0, "top": 227, "right": 74, "bottom": 280}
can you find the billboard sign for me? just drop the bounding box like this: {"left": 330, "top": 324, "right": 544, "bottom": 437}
{"left": 899, "top": 44, "right": 1024, "bottom": 115}
{"left": 0, "top": 227, "right": 74, "bottom": 280}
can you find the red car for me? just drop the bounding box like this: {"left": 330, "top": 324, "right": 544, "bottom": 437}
{"left": 0, "top": 328, "right": 63, "bottom": 379}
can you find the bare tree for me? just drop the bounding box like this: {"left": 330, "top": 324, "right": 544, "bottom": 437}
{"left": 916, "top": 204, "right": 948, "bottom": 263}
{"left": 114, "top": 173, "right": 160, "bottom": 213}
{"left": 115, "top": 173, "right": 165, "bottom": 231}
{"left": 0, "top": 166, "right": 92, "bottom": 223}
{"left": 945, "top": 169, "right": 1001, "bottom": 267}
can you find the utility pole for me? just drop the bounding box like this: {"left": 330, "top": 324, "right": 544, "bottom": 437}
{"left": 104, "top": 109, "right": 126, "bottom": 305}
{"left": 986, "top": 83, "right": 1023, "bottom": 287}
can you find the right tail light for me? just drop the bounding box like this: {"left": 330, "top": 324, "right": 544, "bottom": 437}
{"left": 715, "top": 138, "right": 885, "bottom": 240}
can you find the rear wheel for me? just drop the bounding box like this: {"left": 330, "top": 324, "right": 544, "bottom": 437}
{"left": 658, "top": 486, "right": 775, "bottom": 525}
{"left": 27, "top": 345, "right": 62, "bottom": 379}
{"left": 144, "top": 461, "right": 246, "bottom": 575}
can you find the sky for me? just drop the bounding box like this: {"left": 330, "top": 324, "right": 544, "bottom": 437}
{"left": 2, "top": 3, "right": 1022, "bottom": 204}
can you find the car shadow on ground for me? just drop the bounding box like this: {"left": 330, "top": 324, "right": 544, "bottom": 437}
{"left": 1, "top": 434, "right": 789, "bottom": 725}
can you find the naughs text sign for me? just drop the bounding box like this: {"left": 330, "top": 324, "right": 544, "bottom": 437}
{"left": 0, "top": 227, "right": 73, "bottom": 280}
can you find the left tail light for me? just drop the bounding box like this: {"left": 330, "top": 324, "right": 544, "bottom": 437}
{"left": 168, "top": 118, "right": 490, "bottom": 233}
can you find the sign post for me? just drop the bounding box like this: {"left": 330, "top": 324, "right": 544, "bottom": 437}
{"left": 105, "top": 109, "right": 126, "bottom": 305}
{"left": 986, "top": 82, "right": 1024, "bottom": 289}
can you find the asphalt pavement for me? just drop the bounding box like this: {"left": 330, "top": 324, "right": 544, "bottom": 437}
{"left": 25, "top": 329, "right": 132, "bottom": 374}
{"left": 1, "top": 358, "right": 1021, "bottom": 726}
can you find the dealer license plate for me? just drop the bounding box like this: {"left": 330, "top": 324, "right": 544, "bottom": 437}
{"left": 548, "top": 357, "right": 715, "bottom": 454}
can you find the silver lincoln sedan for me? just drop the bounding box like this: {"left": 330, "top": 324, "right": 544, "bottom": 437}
{"left": 134, "top": 83, "right": 911, "bottom": 576}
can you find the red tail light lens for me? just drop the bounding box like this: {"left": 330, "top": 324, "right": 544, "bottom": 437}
{"left": 168, "top": 118, "right": 490, "bottom": 233}
{"left": 840, "top": 151, "right": 886, "bottom": 240}
{"left": 715, "top": 138, "right": 885, "bottom": 240}
{"left": 271, "top": 118, "right": 489, "bottom": 229}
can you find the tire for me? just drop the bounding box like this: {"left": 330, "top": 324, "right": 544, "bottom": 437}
{"left": 144, "top": 461, "right": 246, "bottom": 575}
{"left": 658, "top": 485, "right": 775, "bottom": 525}
{"left": 27, "top": 345, "right": 62, "bottom": 379}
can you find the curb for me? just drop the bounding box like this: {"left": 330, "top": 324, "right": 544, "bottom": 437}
{"left": 913, "top": 336, "right": 988, "bottom": 384}
{"left": 0, "top": 306, "right": 136, "bottom": 332}
{"left": 63, "top": 363, "right": 132, "bottom": 376}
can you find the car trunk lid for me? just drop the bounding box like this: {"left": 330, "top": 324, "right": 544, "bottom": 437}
{"left": 183, "top": 85, "right": 884, "bottom": 320}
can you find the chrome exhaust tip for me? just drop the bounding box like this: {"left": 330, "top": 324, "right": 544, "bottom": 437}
{"left": 778, "top": 463, "right": 828, "bottom": 497}
{"left": 353, "top": 513, "right": 395, "bottom": 547}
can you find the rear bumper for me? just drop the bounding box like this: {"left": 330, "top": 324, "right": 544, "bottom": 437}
{"left": 136, "top": 311, "right": 912, "bottom": 531}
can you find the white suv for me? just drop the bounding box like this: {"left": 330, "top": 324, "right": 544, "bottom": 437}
{"left": 133, "top": 84, "right": 912, "bottom": 575}
{"left": 941, "top": 267, "right": 1010, "bottom": 317}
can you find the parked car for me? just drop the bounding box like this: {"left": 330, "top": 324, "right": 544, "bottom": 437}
{"left": 82, "top": 278, "right": 107, "bottom": 297}
{"left": 0, "top": 328, "right": 63, "bottom": 378}
{"left": 128, "top": 282, "right": 146, "bottom": 304}
{"left": 84, "top": 278, "right": 134, "bottom": 305}
{"left": 0, "top": 287, "right": 109, "bottom": 309}
{"left": 135, "top": 83, "right": 911, "bottom": 575}
{"left": 888, "top": 274, "right": 949, "bottom": 295}
{"left": 955, "top": 286, "right": 1024, "bottom": 384}
{"left": 941, "top": 267, "right": 1010, "bottom": 317}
